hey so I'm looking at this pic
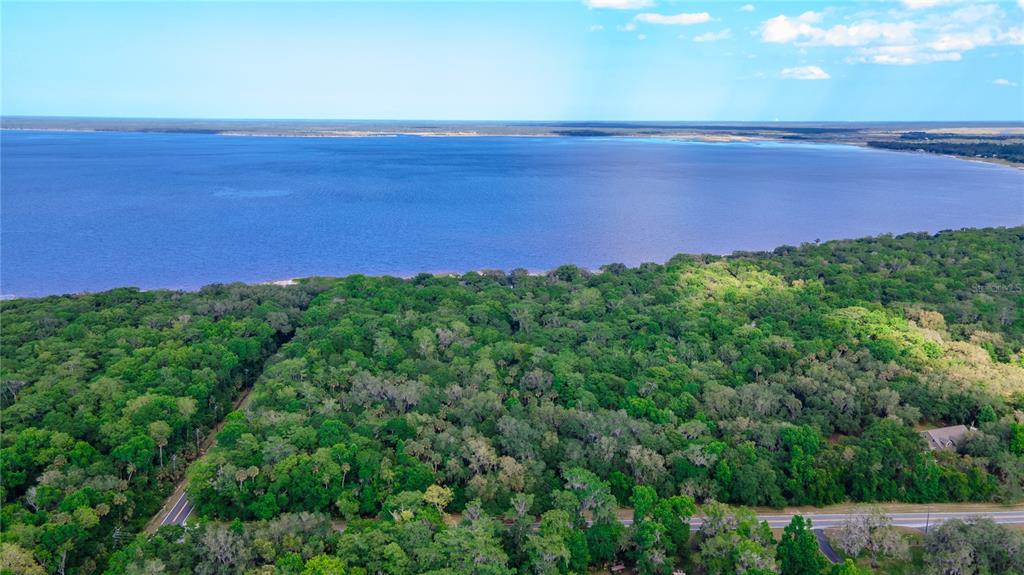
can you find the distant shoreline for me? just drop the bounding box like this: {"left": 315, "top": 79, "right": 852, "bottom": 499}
{"left": 5, "top": 119, "right": 1022, "bottom": 167}
{"left": 2, "top": 126, "right": 768, "bottom": 144}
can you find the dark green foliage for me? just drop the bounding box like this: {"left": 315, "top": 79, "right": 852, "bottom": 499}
{"left": 778, "top": 516, "right": 827, "bottom": 575}
{"left": 189, "top": 228, "right": 1022, "bottom": 527}
{"left": 4, "top": 227, "right": 1023, "bottom": 574}
{"left": 0, "top": 282, "right": 328, "bottom": 573}
{"left": 867, "top": 140, "right": 1024, "bottom": 163}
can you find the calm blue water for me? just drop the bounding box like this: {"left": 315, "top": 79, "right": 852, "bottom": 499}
{"left": 2, "top": 130, "right": 1022, "bottom": 297}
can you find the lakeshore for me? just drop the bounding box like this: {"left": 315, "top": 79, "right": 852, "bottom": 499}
{"left": 7, "top": 117, "right": 1022, "bottom": 168}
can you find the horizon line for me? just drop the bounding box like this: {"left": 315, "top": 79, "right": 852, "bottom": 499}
{"left": 4, "top": 115, "right": 1024, "bottom": 125}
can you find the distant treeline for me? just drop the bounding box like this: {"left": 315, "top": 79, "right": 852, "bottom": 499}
{"left": 868, "top": 140, "right": 1024, "bottom": 163}
{"left": 897, "top": 131, "right": 1019, "bottom": 141}
{"left": 552, "top": 129, "right": 617, "bottom": 137}
{"left": 531, "top": 121, "right": 859, "bottom": 134}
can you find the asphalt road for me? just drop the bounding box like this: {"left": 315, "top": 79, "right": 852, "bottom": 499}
{"left": 160, "top": 492, "right": 194, "bottom": 527}
{"left": 155, "top": 499, "right": 1024, "bottom": 566}
{"left": 158, "top": 497, "right": 1024, "bottom": 530}
{"left": 156, "top": 496, "right": 1023, "bottom": 562}
{"left": 681, "top": 510, "right": 1024, "bottom": 530}
{"left": 813, "top": 529, "right": 843, "bottom": 564}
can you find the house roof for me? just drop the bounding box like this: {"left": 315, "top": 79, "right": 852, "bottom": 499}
{"left": 920, "top": 424, "right": 970, "bottom": 450}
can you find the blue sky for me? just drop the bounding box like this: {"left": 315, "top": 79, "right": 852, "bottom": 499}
{"left": 3, "top": 1, "right": 1023, "bottom": 121}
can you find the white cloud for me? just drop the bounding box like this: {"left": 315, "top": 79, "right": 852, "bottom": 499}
{"left": 893, "top": 52, "right": 960, "bottom": 63}
{"left": 618, "top": 22, "right": 637, "bottom": 32}
{"left": 821, "top": 22, "right": 917, "bottom": 47}
{"left": 589, "top": 24, "right": 604, "bottom": 32}
{"left": 851, "top": 45, "right": 963, "bottom": 65}
{"left": 693, "top": 29, "right": 732, "bottom": 42}
{"left": 1019, "top": 0, "right": 1024, "bottom": 10}
{"left": 926, "top": 12, "right": 1023, "bottom": 51}
{"left": 780, "top": 65, "right": 831, "bottom": 80}
{"left": 994, "top": 78, "right": 1019, "bottom": 86}
{"left": 949, "top": 3, "right": 1000, "bottom": 24}
{"left": 762, "top": 16, "right": 915, "bottom": 46}
{"left": 930, "top": 32, "right": 986, "bottom": 52}
{"left": 797, "top": 11, "right": 823, "bottom": 24}
{"left": 585, "top": 0, "right": 654, "bottom": 9}
{"left": 638, "top": 33, "right": 648, "bottom": 40}
{"left": 762, "top": 3, "right": 1022, "bottom": 66}
{"left": 740, "top": 4, "right": 755, "bottom": 12}
{"left": 635, "top": 12, "right": 712, "bottom": 25}
{"left": 902, "top": 0, "right": 960, "bottom": 9}
{"left": 761, "top": 15, "right": 815, "bottom": 43}
{"left": 1001, "top": 26, "right": 1024, "bottom": 44}
{"left": 760, "top": 12, "right": 828, "bottom": 43}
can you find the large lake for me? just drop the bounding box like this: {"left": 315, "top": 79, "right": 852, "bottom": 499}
{"left": 2, "top": 130, "right": 1022, "bottom": 297}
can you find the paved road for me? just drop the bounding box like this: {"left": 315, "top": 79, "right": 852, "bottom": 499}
{"left": 686, "top": 510, "right": 1024, "bottom": 564}
{"left": 160, "top": 492, "right": 194, "bottom": 527}
{"left": 145, "top": 385, "right": 259, "bottom": 534}
{"left": 153, "top": 499, "right": 1023, "bottom": 569}
{"left": 683, "top": 510, "right": 1024, "bottom": 530}
{"left": 157, "top": 497, "right": 1024, "bottom": 540}
{"left": 813, "top": 529, "right": 842, "bottom": 564}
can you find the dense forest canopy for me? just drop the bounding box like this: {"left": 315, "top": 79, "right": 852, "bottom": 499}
{"left": 0, "top": 283, "right": 331, "bottom": 573}
{"left": 2, "top": 227, "right": 1023, "bottom": 575}
{"left": 867, "top": 140, "right": 1024, "bottom": 164}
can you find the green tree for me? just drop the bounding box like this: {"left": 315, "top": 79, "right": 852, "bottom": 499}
{"left": 149, "top": 420, "right": 172, "bottom": 468}
{"left": 527, "top": 510, "right": 572, "bottom": 575}
{"left": 424, "top": 484, "right": 454, "bottom": 514}
{"left": 1, "top": 542, "right": 47, "bottom": 575}
{"left": 830, "top": 559, "right": 873, "bottom": 575}
{"left": 632, "top": 520, "right": 673, "bottom": 575}
{"left": 631, "top": 485, "right": 659, "bottom": 524}
{"left": 302, "top": 554, "right": 348, "bottom": 575}
{"left": 652, "top": 495, "right": 696, "bottom": 557}
{"left": 1010, "top": 424, "right": 1024, "bottom": 456}
{"left": 778, "top": 516, "right": 827, "bottom": 575}
{"left": 112, "top": 434, "right": 156, "bottom": 480}
{"left": 439, "top": 518, "right": 514, "bottom": 575}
